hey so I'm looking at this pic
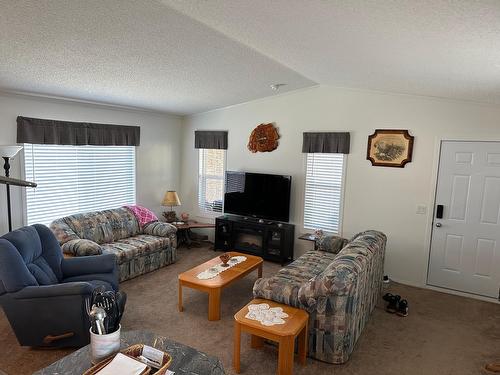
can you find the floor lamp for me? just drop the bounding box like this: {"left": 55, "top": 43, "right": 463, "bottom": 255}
{"left": 0, "top": 145, "right": 24, "bottom": 232}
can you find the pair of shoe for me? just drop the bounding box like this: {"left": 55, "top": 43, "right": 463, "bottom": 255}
{"left": 383, "top": 293, "right": 408, "bottom": 317}
{"left": 484, "top": 362, "right": 500, "bottom": 373}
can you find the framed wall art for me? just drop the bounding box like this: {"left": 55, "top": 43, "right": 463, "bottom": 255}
{"left": 366, "top": 129, "right": 414, "bottom": 167}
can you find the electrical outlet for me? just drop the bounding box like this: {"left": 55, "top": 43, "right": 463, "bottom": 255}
{"left": 416, "top": 205, "right": 427, "bottom": 215}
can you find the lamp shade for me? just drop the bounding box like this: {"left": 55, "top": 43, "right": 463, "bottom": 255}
{"left": 162, "top": 191, "right": 181, "bottom": 207}
{"left": 0, "top": 145, "right": 23, "bottom": 158}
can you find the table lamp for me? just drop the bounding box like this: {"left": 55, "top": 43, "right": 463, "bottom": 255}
{"left": 162, "top": 190, "right": 181, "bottom": 223}
{"left": 0, "top": 145, "right": 23, "bottom": 232}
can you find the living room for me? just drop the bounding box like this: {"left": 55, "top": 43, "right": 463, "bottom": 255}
{"left": 0, "top": 1, "right": 499, "bottom": 375}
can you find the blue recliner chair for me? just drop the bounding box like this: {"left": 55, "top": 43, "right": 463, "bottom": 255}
{"left": 0, "top": 224, "right": 120, "bottom": 347}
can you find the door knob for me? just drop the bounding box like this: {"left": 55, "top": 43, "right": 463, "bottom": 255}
{"left": 435, "top": 223, "right": 442, "bottom": 227}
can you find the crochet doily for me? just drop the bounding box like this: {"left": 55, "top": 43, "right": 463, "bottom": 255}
{"left": 245, "top": 303, "right": 289, "bottom": 326}
{"left": 196, "top": 256, "right": 247, "bottom": 280}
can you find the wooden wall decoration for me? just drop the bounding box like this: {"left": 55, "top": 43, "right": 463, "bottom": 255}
{"left": 367, "top": 129, "right": 414, "bottom": 167}
{"left": 247, "top": 123, "right": 280, "bottom": 153}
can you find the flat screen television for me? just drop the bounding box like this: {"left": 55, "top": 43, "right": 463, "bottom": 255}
{"left": 224, "top": 171, "right": 291, "bottom": 222}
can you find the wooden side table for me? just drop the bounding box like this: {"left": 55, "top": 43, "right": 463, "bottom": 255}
{"left": 297, "top": 233, "right": 318, "bottom": 250}
{"left": 172, "top": 220, "right": 215, "bottom": 248}
{"left": 233, "top": 299, "right": 308, "bottom": 375}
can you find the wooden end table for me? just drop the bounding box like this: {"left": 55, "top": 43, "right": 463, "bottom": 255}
{"left": 173, "top": 220, "right": 215, "bottom": 248}
{"left": 178, "top": 252, "right": 263, "bottom": 321}
{"left": 297, "top": 233, "right": 318, "bottom": 250}
{"left": 233, "top": 298, "right": 309, "bottom": 375}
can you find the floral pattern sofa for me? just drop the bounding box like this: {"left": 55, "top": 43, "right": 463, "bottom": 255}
{"left": 253, "top": 230, "right": 386, "bottom": 364}
{"left": 50, "top": 207, "right": 177, "bottom": 282}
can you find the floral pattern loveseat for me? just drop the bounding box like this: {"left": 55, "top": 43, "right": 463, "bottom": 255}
{"left": 253, "top": 230, "right": 386, "bottom": 364}
{"left": 50, "top": 207, "right": 177, "bottom": 282}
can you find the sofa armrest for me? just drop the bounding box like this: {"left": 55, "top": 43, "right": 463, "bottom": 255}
{"left": 11, "top": 282, "right": 94, "bottom": 299}
{"left": 61, "top": 254, "right": 116, "bottom": 278}
{"left": 142, "top": 221, "right": 177, "bottom": 237}
{"left": 315, "top": 235, "right": 348, "bottom": 254}
{"left": 61, "top": 239, "right": 103, "bottom": 256}
{"left": 253, "top": 277, "right": 303, "bottom": 308}
{"left": 50, "top": 218, "right": 80, "bottom": 245}
{"left": 297, "top": 263, "right": 356, "bottom": 310}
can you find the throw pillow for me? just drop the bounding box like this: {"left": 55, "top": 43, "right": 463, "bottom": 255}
{"left": 61, "top": 239, "right": 103, "bottom": 256}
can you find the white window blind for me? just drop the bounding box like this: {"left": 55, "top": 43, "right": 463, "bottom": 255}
{"left": 304, "top": 153, "right": 345, "bottom": 233}
{"left": 198, "top": 149, "right": 225, "bottom": 214}
{"left": 24, "top": 144, "right": 136, "bottom": 226}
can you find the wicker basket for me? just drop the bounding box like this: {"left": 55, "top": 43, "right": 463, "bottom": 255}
{"left": 83, "top": 344, "right": 172, "bottom": 375}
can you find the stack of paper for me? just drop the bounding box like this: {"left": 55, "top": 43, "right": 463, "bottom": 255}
{"left": 96, "top": 353, "right": 147, "bottom": 375}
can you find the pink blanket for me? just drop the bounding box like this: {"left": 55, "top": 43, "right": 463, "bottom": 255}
{"left": 124, "top": 205, "right": 158, "bottom": 227}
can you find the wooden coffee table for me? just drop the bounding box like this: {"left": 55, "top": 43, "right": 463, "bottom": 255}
{"left": 178, "top": 252, "right": 263, "bottom": 321}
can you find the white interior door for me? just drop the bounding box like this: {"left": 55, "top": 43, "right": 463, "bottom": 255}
{"left": 428, "top": 141, "right": 500, "bottom": 298}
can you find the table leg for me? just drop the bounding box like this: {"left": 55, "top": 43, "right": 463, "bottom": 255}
{"left": 177, "top": 229, "right": 185, "bottom": 248}
{"left": 257, "top": 263, "right": 263, "bottom": 278}
{"left": 251, "top": 335, "right": 264, "bottom": 349}
{"left": 278, "top": 336, "right": 294, "bottom": 375}
{"left": 208, "top": 288, "right": 221, "bottom": 321}
{"left": 185, "top": 229, "right": 192, "bottom": 248}
{"left": 233, "top": 322, "right": 241, "bottom": 373}
{"left": 178, "top": 282, "right": 183, "bottom": 312}
{"left": 298, "top": 322, "right": 308, "bottom": 365}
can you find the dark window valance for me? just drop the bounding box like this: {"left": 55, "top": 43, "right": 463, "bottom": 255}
{"left": 194, "top": 130, "right": 228, "bottom": 150}
{"left": 16, "top": 116, "right": 140, "bottom": 146}
{"left": 302, "top": 132, "right": 350, "bottom": 154}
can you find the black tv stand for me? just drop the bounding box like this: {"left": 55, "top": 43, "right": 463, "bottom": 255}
{"left": 214, "top": 214, "right": 294, "bottom": 264}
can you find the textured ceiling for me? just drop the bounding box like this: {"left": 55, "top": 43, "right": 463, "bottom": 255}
{"left": 165, "top": 0, "right": 500, "bottom": 106}
{"left": 0, "top": 0, "right": 314, "bottom": 114}
{"left": 2, "top": 1, "right": 500, "bottom": 115}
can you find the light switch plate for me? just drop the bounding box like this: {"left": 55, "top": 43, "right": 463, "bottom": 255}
{"left": 416, "top": 205, "right": 427, "bottom": 214}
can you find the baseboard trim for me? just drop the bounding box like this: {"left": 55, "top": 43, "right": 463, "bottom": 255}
{"left": 390, "top": 277, "right": 499, "bottom": 304}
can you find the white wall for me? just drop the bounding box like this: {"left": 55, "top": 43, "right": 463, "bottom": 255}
{"left": 180, "top": 85, "right": 500, "bottom": 287}
{"left": 0, "top": 92, "right": 182, "bottom": 235}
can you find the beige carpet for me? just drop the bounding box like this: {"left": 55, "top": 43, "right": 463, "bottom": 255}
{"left": 0, "top": 245, "right": 499, "bottom": 375}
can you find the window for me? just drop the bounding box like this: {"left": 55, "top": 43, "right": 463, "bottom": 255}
{"left": 24, "top": 144, "right": 136, "bottom": 226}
{"left": 303, "top": 153, "right": 345, "bottom": 233}
{"left": 198, "top": 148, "right": 226, "bottom": 214}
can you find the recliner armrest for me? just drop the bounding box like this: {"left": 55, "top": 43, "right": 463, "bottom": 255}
{"left": 62, "top": 253, "right": 116, "bottom": 278}
{"left": 11, "top": 282, "right": 94, "bottom": 299}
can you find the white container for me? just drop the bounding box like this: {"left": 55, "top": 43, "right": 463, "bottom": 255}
{"left": 90, "top": 324, "right": 121, "bottom": 364}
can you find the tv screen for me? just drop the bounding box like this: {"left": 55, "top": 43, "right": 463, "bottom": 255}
{"left": 224, "top": 171, "right": 291, "bottom": 222}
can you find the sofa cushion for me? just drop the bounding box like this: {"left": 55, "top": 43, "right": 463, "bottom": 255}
{"left": 53, "top": 208, "right": 141, "bottom": 245}
{"left": 101, "top": 208, "right": 141, "bottom": 241}
{"left": 253, "top": 250, "right": 338, "bottom": 307}
{"left": 101, "top": 235, "right": 171, "bottom": 264}
{"left": 63, "top": 211, "right": 114, "bottom": 244}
